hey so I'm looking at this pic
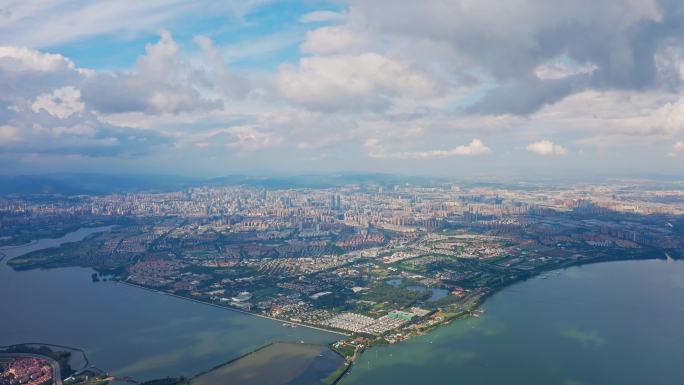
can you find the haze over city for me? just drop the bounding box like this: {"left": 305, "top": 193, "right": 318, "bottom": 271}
{"left": 1, "top": 0, "right": 683, "bottom": 177}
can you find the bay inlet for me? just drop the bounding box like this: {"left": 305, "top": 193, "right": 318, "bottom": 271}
{"left": 0, "top": 227, "right": 341, "bottom": 382}
{"left": 342, "top": 259, "right": 684, "bottom": 385}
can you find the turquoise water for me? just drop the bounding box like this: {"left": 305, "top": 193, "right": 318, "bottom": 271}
{"left": 0, "top": 228, "right": 340, "bottom": 381}
{"left": 344, "top": 259, "right": 684, "bottom": 385}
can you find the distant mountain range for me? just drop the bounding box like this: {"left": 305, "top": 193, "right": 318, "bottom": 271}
{"left": 3, "top": 173, "right": 680, "bottom": 197}
{"left": 0, "top": 173, "right": 449, "bottom": 196}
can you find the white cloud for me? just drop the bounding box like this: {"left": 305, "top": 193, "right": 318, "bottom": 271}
{"left": 366, "top": 138, "right": 491, "bottom": 159}
{"left": 652, "top": 97, "right": 684, "bottom": 135}
{"left": 301, "top": 26, "right": 369, "bottom": 54}
{"left": 81, "top": 31, "right": 241, "bottom": 115}
{"left": 0, "top": 45, "right": 84, "bottom": 103}
{"left": 3, "top": 1, "right": 684, "bottom": 174}
{"left": 342, "top": 0, "right": 675, "bottom": 114}
{"left": 0, "top": 46, "right": 76, "bottom": 73}
{"left": 31, "top": 86, "right": 85, "bottom": 119}
{"left": 299, "top": 10, "right": 346, "bottom": 23}
{"left": 0, "top": 43, "right": 167, "bottom": 157}
{"left": 227, "top": 125, "right": 281, "bottom": 151}
{"left": 278, "top": 53, "right": 438, "bottom": 111}
{"left": 194, "top": 35, "right": 250, "bottom": 98}
{"left": 526, "top": 140, "right": 567, "bottom": 155}
{"left": 0, "top": 125, "right": 21, "bottom": 144}
{"left": 453, "top": 139, "right": 492, "bottom": 156}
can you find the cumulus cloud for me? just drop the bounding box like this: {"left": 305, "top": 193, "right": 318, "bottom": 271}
{"left": 366, "top": 138, "right": 490, "bottom": 159}
{"left": 452, "top": 139, "right": 492, "bottom": 156}
{"left": 81, "top": 31, "right": 247, "bottom": 115}
{"left": 0, "top": 46, "right": 84, "bottom": 101}
{"left": 526, "top": 140, "right": 567, "bottom": 155}
{"left": 278, "top": 53, "right": 438, "bottom": 111}
{"left": 193, "top": 35, "right": 250, "bottom": 98}
{"left": 31, "top": 86, "right": 85, "bottom": 119}
{"left": 0, "top": 46, "right": 76, "bottom": 73}
{"left": 343, "top": 0, "right": 684, "bottom": 115}
{"left": 0, "top": 42, "right": 168, "bottom": 157}
{"left": 4, "top": 2, "right": 684, "bottom": 173}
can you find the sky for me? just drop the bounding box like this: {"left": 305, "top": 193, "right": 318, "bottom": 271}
{"left": 1, "top": 0, "right": 684, "bottom": 178}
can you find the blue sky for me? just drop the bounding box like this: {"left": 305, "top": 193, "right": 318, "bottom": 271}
{"left": 1, "top": 0, "right": 684, "bottom": 177}
{"left": 44, "top": 1, "right": 343, "bottom": 70}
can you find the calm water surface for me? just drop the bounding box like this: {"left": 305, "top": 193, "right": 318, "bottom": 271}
{"left": 0, "top": 227, "right": 340, "bottom": 381}
{"left": 344, "top": 259, "right": 684, "bottom": 385}
{"left": 4, "top": 228, "right": 683, "bottom": 385}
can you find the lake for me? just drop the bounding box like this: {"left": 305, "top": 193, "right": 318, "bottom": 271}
{"left": 4, "top": 228, "right": 683, "bottom": 385}
{"left": 342, "top": 259, "right": 684, "bottom": 385}
{"left": 0, "top": 227, "right": 341, "bottom": 381}
{"left": 386, "top": 278, "right": 449, "bottom": 302}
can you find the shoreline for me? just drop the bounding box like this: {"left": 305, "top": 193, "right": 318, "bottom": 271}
{"left": 4, "top": 228, "right": 678, "bottom": 385}
{"left": 115, "top": 280, "right": 349, "bottom": 337}
{"left": 332, "top": 252, "right": 677, "bottom": 384}
{"left": 116, "top": 253, "right": 665, "bottom": 345}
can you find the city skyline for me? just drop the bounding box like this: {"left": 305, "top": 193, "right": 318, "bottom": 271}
{"left": 1, "top": 0, "right": 684, "bottom": 177}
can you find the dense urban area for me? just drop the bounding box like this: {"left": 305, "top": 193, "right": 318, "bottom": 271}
{"left": 0, "top": 345, "right": 108, "bottom": 385}
{"left": 2, "top": 178, "right": 684, "bottom": 379}
{"left": 0, "top": 356, "right": 54, "bottom": 385}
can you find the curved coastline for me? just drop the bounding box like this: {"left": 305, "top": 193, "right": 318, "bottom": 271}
{"left": 334, "top": 251, "right": 677, "bottom": 384}
{"left": 338, "top": 258, "right": 684, "bottom": 385}
{"left": 3, "top": 227, "right": 680, "bottom": 385}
